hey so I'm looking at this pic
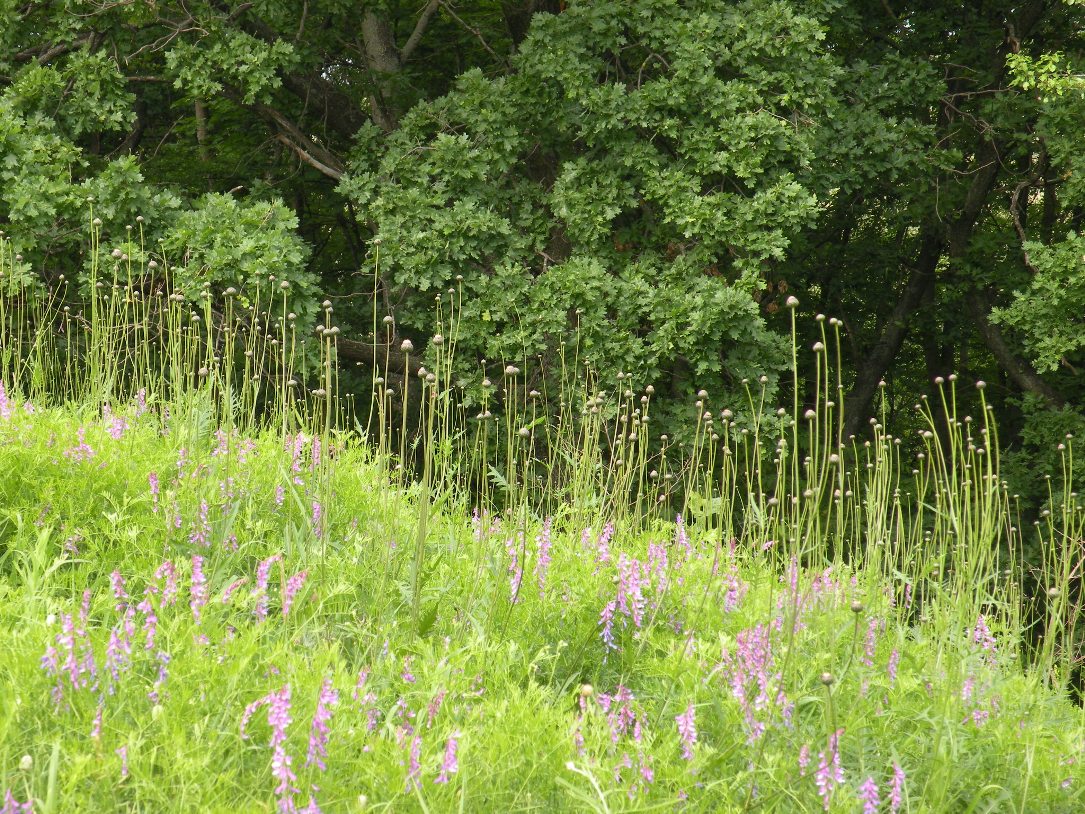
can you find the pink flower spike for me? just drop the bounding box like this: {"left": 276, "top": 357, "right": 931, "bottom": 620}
{"left": 675, "top": 703, "right": 697, "bottom": 760}
{"left": 435, "top": 731, "right": 460, "bottom": 783}
{"left": 282, "top": 570, "right": 308, "bottom": 618}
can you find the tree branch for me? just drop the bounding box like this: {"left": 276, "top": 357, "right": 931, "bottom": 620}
{"left": 400, "top": 0, "right": 442, "bottom": 63}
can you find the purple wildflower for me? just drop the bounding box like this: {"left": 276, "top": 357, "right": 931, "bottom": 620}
{"left": 535, "top": 518, "right": 553, "bottom": 596}
{"left": 798, "top": 743, "right": 810, "bottom": 776}
{"left": 1, "top": 789, "right": 33, "bottom": 813}
{"left": 814, "top": 729, "right": 845, "bottom": 811}
{"left": 190, "top": 556, "right": 208, "bottom": 624}
{"left": 889, "top": 763, "right": 905, "bottom": 813}
{"left": 268, "top": 686, "right": 299, "bottom": 811}
{"left": 858, "top": 775, "right": 880, "bottom": 814}
{"left": 155, "top": 560, "right": 178, "bottom": 606}
{"left": 435, "top": 732, "right": 459, "bottom": 783}
{"left": 111, "top": 570, "right": 128, "bottom": 609}
{"left": 306, "top": 678, "right": 338, "bottom": 771}
{"left": 63, "top": 428, "right": 96, "bottom": 462}
{"left": 282, "top": 570, "right": 308, "bottom": 618}
{"left": 887, "top": 649, "right": 900, "bottom": 686}
{"left": 116, "top": 744, "right": 129, "bottom": 780}
{"left": 188, "top": 500, "right": 211, "bottom": 547}
{"left": 507, "top": 534, "right": 523, "bottom": 601}
{"left": 311, "top": 501, "right": 323, "bottom": 538}
{"left": 675, "top": 703, "right": 697, "bottom": 760}
{"left": 406, "top": 735, "right": 422, "bottom": 791}
{"left": 253, "top": 554, "right": 282, "bottom": 621}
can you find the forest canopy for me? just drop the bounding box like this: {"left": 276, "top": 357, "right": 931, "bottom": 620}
{"left": 2, "top": 0, "right": 1085, "bottom": 479}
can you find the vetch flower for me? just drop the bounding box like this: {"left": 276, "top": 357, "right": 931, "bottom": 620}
{"left": 675, "top": 703, "right": 697, "bottom": 760}
{"left": 306, "top": 677, "right": 338, "bottom": 771}
{"left": 434, "top": 732, "right": 460, "bottom": 783}
{"left": 858, "top": 775, "right": 880, "bottom": 814}
{"left": 190, "top": 555, "right": 208, "bottom": 624}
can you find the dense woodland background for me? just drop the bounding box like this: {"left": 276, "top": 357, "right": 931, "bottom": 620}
{"left": 2, "top": 0, "right": 1085, "bottom": 499}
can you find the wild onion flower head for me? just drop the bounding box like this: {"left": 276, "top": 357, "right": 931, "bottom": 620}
{"left": 306, "top": 677, "right": 338, "bottom": 771}
{"left": 814, "top": 728, "right": 845, "bottom": 811}
{"left": 435, "top": 732, "right": 460, "bottom": 783}
{"left": 675, "top": 703, "right": 697, "bottom": 760}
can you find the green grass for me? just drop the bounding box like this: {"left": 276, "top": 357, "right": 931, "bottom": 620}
{"left": 1, "top": 231, "right": 1085, "bottom": 811}
{"left": 0, "top": 395, "right": 1082, "bottom": 812}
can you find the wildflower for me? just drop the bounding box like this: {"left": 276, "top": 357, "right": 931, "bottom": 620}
{"left": 190, "top": 556, "right": 208, "bottom": 624}
{"left": 426, "top": 689, "right": 446, "bottom": 727}
{"left": 506, "top": 535, "right": 523, "bottom": 601}
{"left": 406, "top": 734, "right": 422, "bottom": 791}
{"left": 282, "top": 570, "right": 308, "bottom": 618}
{"left": 306, "top": 678, "right": 338, "bottom": 771}
{"left": 63, "top": 427, "right": 96, "bottom": 462}
{"left": 253, "top": 554, "right": 283, "bottom": 621}
{"left": 107, "top": 414, "right": 128, "bottom": 440}
{"left": 268, "top": 686, "right": 299, "bottom": 810}
{"left": 148, "top": 472, "right": 160, "bottom": 512}
{"left": 0, "top": 380, "right": 11, "bottom": 421}
{"left": 858, "top": 776, "right": 880, "bottom": 814}
{"left": 221, "top": 577, "right": 247, "bottom": 603}
{"left": 675, "top": 703, "right": 697, "bottom": 760}
{"left": 155, "top": 560, "right": 178, "bottom": 606}
{"left": 435, "top": 732, "right": 459, "bottom": 783}
{"left": 814, "top": 729, "right": 845, "bottom": 811}
{"left": 116, "top": 745, "right": 129, "bottom": 780}
{"left": 311, "top": 500, "right": 323, "bottom": 538}
{"left": 1, "top": 790, "right": 31, "bottom": 814}
{"left": 887, "top": 649, "right": 900, "bottom": 686}
{"left": 188, "top": 500, "right": 211, "bottom": 548}
{"left": 90, "top": 704, "right": 103, "bottom": 740}
{"left": 111, "top": 570, "right": 129, "bottom": 609}
{"left": 798, "top": 744, "right": 810, "bottom": 776}
{"left": 534, "top": 518, "right": 553, "bottom": 596}
{"left": 675, "top": 515, "right": 693, "bottom": 560}
{"left": 862, "top": 618, "right": 880, "bottom": 667}
{"left": 888, "top": 763, "right": 905, "bottom": 813}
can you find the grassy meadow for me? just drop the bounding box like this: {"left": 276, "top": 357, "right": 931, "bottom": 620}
{"left": 0, "top": 233, "right": 1084, "bottom": 812}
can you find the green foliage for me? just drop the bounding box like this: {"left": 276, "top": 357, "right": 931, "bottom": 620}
{"left": 160, "top": 194, "right": 319, "bottom": 328}
{"left": 992, "top": 233, "right": 1085, "bottom": 373}
{"left": 346, "top": 0, "right": 840, "bottom": 408}
{"left": 165, "top": 29, "right": 296, "bottom": 104}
